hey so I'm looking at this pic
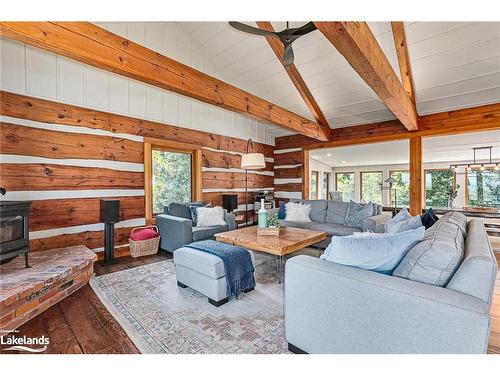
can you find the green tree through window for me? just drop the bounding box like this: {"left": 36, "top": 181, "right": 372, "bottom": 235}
{"left": 425, "top": 170, "right": 455, "bottom": 208}
{"left": 361, "top": 172, "right": 383, "bottom": 205}
{"left": 467, "top": 170, "right": 500, "bottom": 208}
{"left": 335, "top": 172, "right": 355, "bottom": 201}
{"left": 153, "top": 150, "right": 192, "bottom": 213}
{"left": 390, "top": 171, "right": 410, "bottom": 207}
{"left": 310, "top": 171, "right": 318, "bottom": 199}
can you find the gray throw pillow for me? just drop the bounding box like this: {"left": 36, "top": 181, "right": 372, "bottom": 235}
{"left": 439, "top": 211, "right": 467, "bottom": 237}
{"left": 393, "top": 221, "right": 465, "bottom": 286}
{"left": 344, "top": 201, "right": 373, "bottom": 229}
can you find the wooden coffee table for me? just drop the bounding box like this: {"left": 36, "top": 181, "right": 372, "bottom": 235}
{"left": 214, "top": 226, "right": 327, "bottom": 283}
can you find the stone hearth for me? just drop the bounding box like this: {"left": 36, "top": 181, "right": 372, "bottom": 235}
{"left": 0, "top": 246, "right": 96, "bottom": 332}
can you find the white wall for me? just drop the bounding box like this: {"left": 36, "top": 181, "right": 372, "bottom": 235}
{"left": 310, "top": 159, "right": 334, "bottom": 199}
{"left": 331, "top": 162, "right": 466, "bottom": 207}
{"left": 0, "top": 22, "right": 276, "bottom": 145}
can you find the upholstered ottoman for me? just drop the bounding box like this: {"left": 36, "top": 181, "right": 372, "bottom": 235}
{"left": 173, "top": 246, "right": 255, "bottom": 307}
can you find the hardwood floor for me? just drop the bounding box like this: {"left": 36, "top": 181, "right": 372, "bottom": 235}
{"left": 3, "top": 250, "right": 500, "bottom": 354}
{"left": 2, "top": 252, "right": 171, "bottom": 354}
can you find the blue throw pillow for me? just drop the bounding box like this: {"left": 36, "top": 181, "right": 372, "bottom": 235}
{"left": 420, "top": 208, "right": 438, "bottom": 229}
{"left": 189, "top": 205, "right": 199, "bottom": 226}
{"left": 321, "top": 226, "right": 425, "bottom": 274}
{"left": 278, "top": 201, "right": 286, "bottom": 220}
{"left": 386, "top": 215, "right": 423, "bottom": 234}
{"left": 344, "top": 200, "right": 373, "bottom": 228}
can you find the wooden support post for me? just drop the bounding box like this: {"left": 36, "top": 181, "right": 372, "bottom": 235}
{"left": 302, "top": 149, "right": 310, "bottom": 200}
{"left": 409, "top": 136, "right": 423, "bottom": 216}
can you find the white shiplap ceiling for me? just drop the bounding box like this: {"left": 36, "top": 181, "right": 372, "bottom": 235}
{"left": 179, "top": 21, "right": 500, "bottom": 137}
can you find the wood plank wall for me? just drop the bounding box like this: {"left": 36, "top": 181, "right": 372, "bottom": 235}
{"left": 0, "top": 91, "right": 275, "bottom": 257}
{"left": 273, "top": 136, "right": 308, "bottom": 202}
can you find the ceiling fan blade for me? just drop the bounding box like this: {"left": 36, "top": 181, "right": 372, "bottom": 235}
{"left": 290, "top": 22, "right": 317, "bottom": 36}
{"left": 228, "top": 22, "right": 277, "bottom": 37}
{"left": 283, "top": 44, "right": 295, "bottom": 66}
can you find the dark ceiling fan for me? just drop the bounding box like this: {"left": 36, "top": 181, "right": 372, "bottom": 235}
{"left": 228, "top": 21, "right": 317, "bottom": 66}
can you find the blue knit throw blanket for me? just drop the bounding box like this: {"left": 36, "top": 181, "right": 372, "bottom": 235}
{"left": 185, "top": 240, "right": 255, "bottom": 299}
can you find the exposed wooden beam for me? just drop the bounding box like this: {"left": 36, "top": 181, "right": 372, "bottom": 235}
{"left": 314, "top": 21, "right": 418, "bottom": 131}
{"left": 255, "top": 21, "right": 332, "bottom": 140}
{"left": 302, "top": 149, "right": 310, "bottom": 200}
{"left": 391, "top": 22, "right": 416, "bottom": 105}
{"left": 409, "top": 136, "right": 423, "bottom": 215}
{"left": 0, "top": 22, "right": 330, "bottom": 141}
{"left": 293, "top": 102, "right": 500, "bottom": 150}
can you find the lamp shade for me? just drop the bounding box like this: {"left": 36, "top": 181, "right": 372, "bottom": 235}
{"left": 385, "top": 177, "right": 397, "bottom": 185}
{"left": 241, "top": 153, "right": 266, "bottom": 170}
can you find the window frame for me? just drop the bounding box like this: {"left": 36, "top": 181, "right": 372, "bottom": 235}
{"left": 360, "top": 170, "right": 384, "bottom": 204}
{"left": 322, "top": 172, "right": 331, "bottom": 199}
{"left": 389, "top": 169, "right": 410, "bottom": 207}
{"left": 144, "top": 138, "right": 202, "bottom": 223}
{"left": 464, "top": 168, "right": 499, "bottom": 209}
{"left": 310, "top": 170, "right": 319, "bottom": 200}
{"left": 334, "top": 171, "right": 355, "bottom": 201}
{"left": 423, "top": 168, "right": 456, "bottom": 208}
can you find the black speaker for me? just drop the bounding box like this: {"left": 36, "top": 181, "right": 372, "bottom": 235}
{"left": 100, "top": 199, "right": 120, "bottom": 224}
{"left": 222, "top": 194, "right": 238, "bottom": 212}
{"left": 99, "top": 199, "right": 120, "bottom": 266}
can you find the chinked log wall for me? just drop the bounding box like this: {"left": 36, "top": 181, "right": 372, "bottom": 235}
{"left": 0, "top": 90, "right": 275, "bottom": 257}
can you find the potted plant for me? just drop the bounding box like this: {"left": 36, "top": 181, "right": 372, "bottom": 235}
{"left": 446, "top": 183, "right": 460, "bottom": 209}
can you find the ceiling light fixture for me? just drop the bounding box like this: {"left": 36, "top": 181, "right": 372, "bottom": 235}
{"left": 449, "top": 146, "right": 498, "bottom": 174}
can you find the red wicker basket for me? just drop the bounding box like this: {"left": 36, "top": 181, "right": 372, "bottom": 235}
{"left": 128, "top": 226, "right": 160, "bottom": 258}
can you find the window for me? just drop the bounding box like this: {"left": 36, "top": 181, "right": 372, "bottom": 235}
{"left": 360, "top": 171, "right": 383, "bottom": 205}
{"left": 335, "top": 172, "right": 355, "bottom": 202}
{"left": 466, "top": 170, "right": 500, "bottom": 208}
{"left": 144, "top": 138, "right": 202, "bottom": 220}
{"left": 425, "top": 169, "right": 455, "bottom": 208}
{"left": 322, "top": 172, "right": 331, "bottom": 199}
{"left": 389, "top": 170, "right": 410, "bottom": 207}
{"left": 152, "top": 149, "right": 192, "bottom": 213}
{"left": 310, "top": 171, "right": 319, "bottom": 199}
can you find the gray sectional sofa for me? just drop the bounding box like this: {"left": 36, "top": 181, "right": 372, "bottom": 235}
{"left": 279, "top": 199, "right": 390, "bottom": 248}
{"left": 156, "top": 202, "right": 237, "bottom": 252}
{"left": 284, "top": 215, "right": 498, "bottom": 353}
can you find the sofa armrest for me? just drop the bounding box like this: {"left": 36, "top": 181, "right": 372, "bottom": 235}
{"left": 363, "top": 213, "right": 390, "bottom": 233}
{"left": 156, "top": 214, "right": 193, "bottom": 252}
{"left": 224, "top": 212, "right": 237, "bottom": 231}
{"left": 285, "top": 255, "right": 491, "bottom": 353}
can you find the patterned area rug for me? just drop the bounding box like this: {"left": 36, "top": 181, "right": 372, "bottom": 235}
{"left": 90, "top": 248, "right": 320, "bottom": 354}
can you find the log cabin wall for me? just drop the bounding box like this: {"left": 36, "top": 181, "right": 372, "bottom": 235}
{"left": 0, "top": 31, "right": 276, "bottom": 257}
{"left": 273, "top": 134, "right": 319, "bottom": 201}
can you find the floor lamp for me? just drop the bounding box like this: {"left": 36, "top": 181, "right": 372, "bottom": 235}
{"left": 240, "top": 139, "right": 266, "bottom": 226}
{"left": 382, "top": 176, "right": 398, "bottom": 217}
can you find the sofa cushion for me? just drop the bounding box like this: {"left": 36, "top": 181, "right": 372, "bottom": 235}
{"left": 292, "top": 199, "right": 327, "bottom": 222}
{"left": 168, "top": 201, "right": 204, "bottom": 219}
{"left": 439, "top": 211, "right": 467, "bottom": 237}
{"left": 278, "top": 220, "right": 312, "bottom": 230}
{"left": 321, "top": 226, "right": 425, "bottom": 274}
{"left": 393, "top": 220, "right": 465, "bottom": 286}
{"left": 446, "top": 219, "right": 497, "bottom": 303}
{"left": 192, "top": 225, "right": 228, "bottom": 242}
{"left": 326, "top": 201, "right": 349, "bottom": 224}
{"left": 310, "top": 222, "right": 361, "bottom": 236}
{"left": 345, "top": 201, "right": 373, "bottom": 229}
{"left": 386, "top": 215, "right": 423, "bottom": 234}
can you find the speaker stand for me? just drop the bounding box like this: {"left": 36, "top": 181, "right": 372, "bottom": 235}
{"left": 101, "top": 222, "right": 118, "bottom": 266}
